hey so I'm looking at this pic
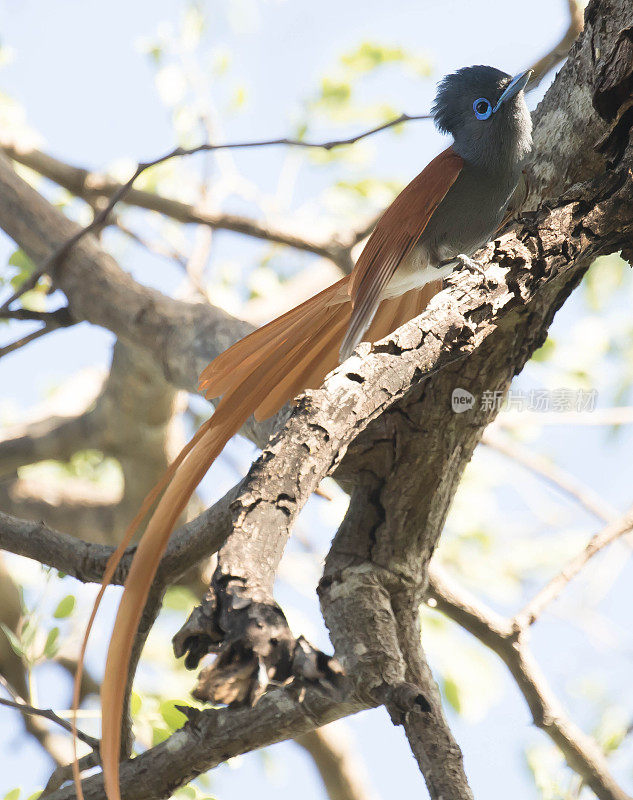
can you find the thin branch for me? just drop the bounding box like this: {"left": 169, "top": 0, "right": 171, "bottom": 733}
{"left": 113, "top": 221, "right": 188, "bottom": 270}
{"left": 296, "top": 725, "right": 380, "bottom": 800}
{"left": 527, "top": 0, "right": 585, "bottom": 90}
{"left": 42, "top": 753, "right": 101, "bottom": 798}
{"left": 0, "top": 306, "right": 74, "bottom": 325}
{"left": 514, "top": 504, "right": 633, "bottom": 627}
{"left": 496, "top": 407, "right": 633, "bottom": 427}
{"left": 0, "top": 694, "right": 100, "bottom": 750}
{"left": 0, "top": 112, "right": 432, "bottom": 312}
{"left": 0, "top": 319, "right": 75, "bottom": 358}
{"left": 482, "top": 429, "right": 619, "bottom": 523}
{"left": 0, "top": 305, "right": 75, "bottom": 358}
{"left": 427, "top": 567, "right": 631, "bottom": 800}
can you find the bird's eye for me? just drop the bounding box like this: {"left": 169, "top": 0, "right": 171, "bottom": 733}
{"left": 473, "top": 97, "right": 492, "bottom": 120}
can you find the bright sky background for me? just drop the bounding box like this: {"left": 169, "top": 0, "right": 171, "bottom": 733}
{"left": 1, "top": 2, "right": 632, "bottom": 800}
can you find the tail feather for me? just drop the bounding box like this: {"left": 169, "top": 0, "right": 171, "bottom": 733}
{"left": 254, "top": 303, "right": 351, "bottom": 421}
{"left": 200, "top": 277, "right": 348, "bottom": 399}
{"left": 82, "top": 274, "right": 444, "bottom": 800}
{"left": 99, "top": 359, "right": 287, "bottom": 800}
{"left": 100, "top": 419, "right": 236, "bottom": 800}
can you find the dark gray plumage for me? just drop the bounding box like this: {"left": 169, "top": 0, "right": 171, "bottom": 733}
{"left": 383, "top": 65, "right": 533, "bottom": 301}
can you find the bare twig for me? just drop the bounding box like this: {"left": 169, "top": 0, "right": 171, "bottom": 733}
{"left": 0, "top": 306, "right": 74, "bottom": 325}
{"left": 514, "top": 504, "right": 633, "bottom": 627}
{"left": 482, "top": 428, "right": 619, "bottom": 523}
{"left": 296, "top": 724, "right": 380, "bottom": 800}
{"left": 42, "top": 752, "right": 101, "bottom": 797}
{"left": 113, "top": 221, "right": 188, "bottom": 270}
{"left": 0, "top": 318, "right": 76, "bottom": 358}
{"left": 0, "top": 112, "right": 431, "bottom": 312}
{"left": 527, "top": 0, "right": 585, "bottom": 89}
{"left": 0, "top": 694, "right": 100, "bottom": 750}
{"left": 0, "top": 305, "right": 75, "bottom": 358}
{"left": 427, "top": 568, "right": 631, "bottom": 800}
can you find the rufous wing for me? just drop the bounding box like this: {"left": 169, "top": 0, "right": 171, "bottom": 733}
{"left": 340, "top": 146, "right": 463, "bottom": 359}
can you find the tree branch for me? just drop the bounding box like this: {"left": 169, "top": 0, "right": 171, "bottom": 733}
{"left": 527, "top": 0, "right": 585, "bottom": 89}
{"left": 0, "top": 694, "right": 99, "bottom": 750}
{"left": 514, "top": 504, "right": 633, "bottom": 627}
{"left": 427, "top": 566, "right": 631, "bottom": 800}
{"left": 0, "top": 111, "right": 434, "bottom": 305}
{"left": 482, "top": 428, "right": 619, "bottom": 523}
{"left": 46, "top": 686, "right": 365, "bottom": 800}
{"left": 295, "top": 724, "right": 380, "bottom": 800}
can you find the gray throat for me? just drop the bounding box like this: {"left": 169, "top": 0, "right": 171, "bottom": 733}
{"left": 419, "top": 144, "right": 530, "bottom": 266}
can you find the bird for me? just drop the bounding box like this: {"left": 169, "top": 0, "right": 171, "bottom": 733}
{"left": 73, "top": 65, "right": 533, "bottom": 800}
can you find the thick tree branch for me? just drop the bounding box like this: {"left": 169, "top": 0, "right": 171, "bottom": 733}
{"left": 46, "top": 686, "right": 365, "bottom": 800}
{"left": 0, "top": 481, "right": 237, "bottom": 586}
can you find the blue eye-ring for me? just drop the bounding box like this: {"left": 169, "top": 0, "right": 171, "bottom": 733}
{"left": 473, "top": 97, "right": 492, "bottom": 120}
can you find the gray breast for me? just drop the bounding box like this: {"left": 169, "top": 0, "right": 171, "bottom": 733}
{"left": 417, "top": 160, "right": 520, "bottom": 264}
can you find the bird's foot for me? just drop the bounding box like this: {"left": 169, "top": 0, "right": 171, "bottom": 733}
{"left": 456, "top": 253, "right": 486, "bottom": 277}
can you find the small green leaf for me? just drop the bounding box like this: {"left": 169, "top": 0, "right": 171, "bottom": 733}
{"left": 1, "top": 623, "right": 24, "bottom": 658}
{"left": 53, "top": 595, "right": 76, "bottom": 619}
{"left": 8, "top": 248, "right": 35, "bottom": 274}
{"left": 43, "top": 627, "right": 60, "bottom": 659}
{"left": 174, "top": 787, "right": 196, "bottom": 800}
{"left": 20, "top": 617, "right": 38, "bottom": 651}
{"left": 160, "top": 700, "right": 187, "bottom": 732}
{"left": 130, "top": 691, "right": 142, "bottom": 716}
{"left": 319, "top": 78, "right": 351, "bottom": 107}
{"left": 152, "top": 726, "right": 171, "bottom": 746}
{"left": 4, "top": 789, "right": 21, "bottom": 800}
{"left": 443, "top": 677, "right": 461, "bottom": 713}
{"left": 26, "top": 793, "right": 42, "bottom": 800}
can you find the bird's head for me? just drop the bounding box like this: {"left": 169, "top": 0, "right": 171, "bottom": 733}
{"left": 432, "top": 65, "right": 533, "bottom": 170}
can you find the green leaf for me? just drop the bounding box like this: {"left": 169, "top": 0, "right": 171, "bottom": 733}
{"left": 130, "top": 691, "right": 142, "bottom": 716}
{"left": 53, "top": 595, "right": 76, "bottom": 619}
{"left": 0, "top": 623, "right": 24, "bottom": 659}
{"left": 20, "top": 617, "right": 38, "bottom": 651}
{"left": 531, "top": 337, "right": 555, "bottom": 363}
{"left": 319, "top": 78, "right": 351, "bottom": 107}
{"left": 8, "top": 248, "right": 35, "bottom": 275}
{"left": 174, "top": 788, "right": 196, "bottom": 800}
{"left": 4, "top": 789, "right": 20, "bottom": 800}
{"left": 152, "top": 726, "right": 171, "bottom": 746}
{"left": 43, "top": 626, "right": 60, "bottom": 659}
{"left": 443, "top": 677, "right": 461, "bottom": 713}
{"left": 159, "top": 700, "right": 187, "bottom": 732}
{"left": 26, "top": 793, "right": 42, "bottom": 800}
{"left": 294, "top": 122, "right": 308, "bottom": 141}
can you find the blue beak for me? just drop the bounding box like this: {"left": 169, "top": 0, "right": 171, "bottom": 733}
{"left": 493, "top": 69, "right": 533, "bottom": 113}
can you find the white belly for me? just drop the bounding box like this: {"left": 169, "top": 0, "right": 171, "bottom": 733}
{"left": 381, "top": 244, "right": 454, "bottom": 299}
